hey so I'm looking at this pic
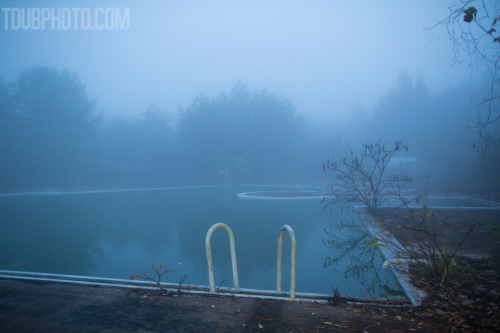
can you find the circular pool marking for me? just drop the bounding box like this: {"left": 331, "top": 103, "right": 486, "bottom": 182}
{"left": 237, "top": 191, "right": 331, "bottom": 200}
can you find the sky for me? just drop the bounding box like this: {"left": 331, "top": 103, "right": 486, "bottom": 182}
{"left": 0, "top": 0, "right": 470, "bottom": 123}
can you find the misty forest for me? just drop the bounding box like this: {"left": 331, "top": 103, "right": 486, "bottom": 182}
{"left": 0, "top": 66, "right": 498, "bottom": 197}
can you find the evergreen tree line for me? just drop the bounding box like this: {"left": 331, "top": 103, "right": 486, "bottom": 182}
{"left": 0, "top": 66, "right": 315, "bottom": 190}
{"left": 0, "top": 66, "right": 497, "bottom": 197}
{"left": 343, "top": 72, "right": 499, "bottom": 197}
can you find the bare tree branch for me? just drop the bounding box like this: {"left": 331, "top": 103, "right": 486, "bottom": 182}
{"left": 322, "top": 140, "right": 411, "bottom": 214}
{"left": 435, "top": 1, "right": 500, "bottom": 135}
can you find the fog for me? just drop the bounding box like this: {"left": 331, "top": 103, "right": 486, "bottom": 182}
{"left": 1, "top": 1, "right": 499, "bottom": 196}
{"left": 1, "top": 1, "right": 466, "bottom": 120}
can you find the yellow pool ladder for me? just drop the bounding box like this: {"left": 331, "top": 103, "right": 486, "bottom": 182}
{"left": 205, "top": 223, "right": 297, "bottom": 300}
{"left": 276, "top": 225, "right": 297, "bottom": 300}
{"left": 205, "top": 223, "right": 239, "bottom": 292}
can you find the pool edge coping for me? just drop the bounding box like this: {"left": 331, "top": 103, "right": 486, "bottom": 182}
{"left": 0, "top": 270, "right": 411, "bottom": 306}
{"left": 355, "top": 208, "right": 428, "bottom": 306}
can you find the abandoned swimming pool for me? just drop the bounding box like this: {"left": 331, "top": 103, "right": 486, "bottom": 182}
{"left": 0, "top": 185, "right": 414, "bottom": 299}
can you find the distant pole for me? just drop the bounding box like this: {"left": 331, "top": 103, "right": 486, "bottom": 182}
{"left": 423, "top": 175, "right": 429, "bottom": 210}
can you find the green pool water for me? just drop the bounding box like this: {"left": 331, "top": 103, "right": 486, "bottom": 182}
{"left": 0, "top": 185, "right": 403, "bottom": 298}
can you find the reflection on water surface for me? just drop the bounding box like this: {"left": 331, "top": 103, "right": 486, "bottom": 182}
{"left": 0, "top": 185, "right": 402, "bottom": 297}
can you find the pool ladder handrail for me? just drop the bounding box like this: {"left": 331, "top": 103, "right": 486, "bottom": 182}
{"left": 205, "top": 223, "right": 297, "bottom": 300}
{"left": 276, "top": 224, "right": 297, "bottom": 300}
{"left": 205, "top": 223, "right": 239, "bottom": 293}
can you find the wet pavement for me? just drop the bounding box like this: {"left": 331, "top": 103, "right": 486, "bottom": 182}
{"left": 0, "top": 277, "right": 435, "bottom": 332}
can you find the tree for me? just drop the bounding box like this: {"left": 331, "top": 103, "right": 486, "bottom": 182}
{"left": 98, "top": 117, "right": 137, "bottom": 185}
{"left": 17, "top": 66, "right": 99, "bottom": 134}
{"left": 360, "top": 73, "right": 482, "bottom": 193}
{"left": 322, "top": 140, "right": 411, "bottom": 214}
{"left": 134, "top": 105, "right": 174, "bottom": 184}
{"left": 97, "top": 104, "right": 175, "bottom": 187}
{"left": 364, "top": 73, "right": 429, "bottom": 143}
{"left": 436, "top": 1, "right": 500, "bottom": 147}
{"left": 322, "top": 141, "right": 475, "bottom": 287}
{"left": 433, "top": 2, "right": 500, "bottom": 197}
{"left": 0, "top": 79, "right": 21, "bottom": 189}
{"left": 15, "top": 66, "right": 101, "bottom": 186}
{"left": 478, "top": 129, "right": 500, "bottom": 200}
{"left": 0, "top": 79, "right": 16, "bottom": 129}
{"left": 177, "top": 83, "right": 303, "bottom": 182}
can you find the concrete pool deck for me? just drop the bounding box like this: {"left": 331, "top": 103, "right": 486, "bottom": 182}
{"left": 0, "top": 277, "right": 434, "bottom": 332}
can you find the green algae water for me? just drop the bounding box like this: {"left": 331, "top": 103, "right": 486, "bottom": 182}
{"left": 0, "top": 185, "right": 403, "bottom": 298}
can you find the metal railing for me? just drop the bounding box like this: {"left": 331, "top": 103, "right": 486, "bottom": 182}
{"left": 205, "top": 223, "right": 297, "bottom": 300}
{"left": 276, "top": 224, "right": 297, "bottom": 300}
{"left": 205, "top": 223, "right": 239, "bottom": 293}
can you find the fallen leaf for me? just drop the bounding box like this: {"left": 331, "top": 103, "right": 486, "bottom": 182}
{"left": 323, "top": 321, "right": 333, "bottom": 325}
{"left": 236, "top": 308, "right": 241, "bottom": 313}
